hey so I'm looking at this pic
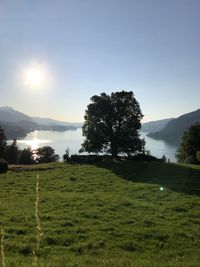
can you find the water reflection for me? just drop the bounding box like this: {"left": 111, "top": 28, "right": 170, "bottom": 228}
{"left": 141, "top": 132, "right": 177, "bottom": 162}
{"left": 11, "top": 129, "right": 178, "bottom": 162}
{"left": 18, "top": 138, "right": 52, "bottom": 150}
{"left": 15, "top": 130, "right": 52, "bottom": 150}
{"left": 15, "top": 129, "right": 83, "bottom": 157}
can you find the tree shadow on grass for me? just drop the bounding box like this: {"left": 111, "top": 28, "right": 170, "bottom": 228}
{"left": 96, "top": 160, "right": 200, "bottom": 196}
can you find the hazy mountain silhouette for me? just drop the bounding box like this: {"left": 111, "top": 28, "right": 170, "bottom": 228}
{"left": 141, "top": 118, "right": 174, "bottom": 133}
{"left": 32, "top": 117, "right": 82, "bottom": 128}
{"left": 0, "top": 107, "right": 82, "bottom": 127}
{"left": 0, "top": 106, "right": 81, "bottom": 139}
{"left": 148, "top": 109, "right": 200, "bottom": 144}
{"left": 0, "top": 107, "right": 33, "bottom": 123}
{"left": 0, "top": 120, "right": 27, "bottom": 139}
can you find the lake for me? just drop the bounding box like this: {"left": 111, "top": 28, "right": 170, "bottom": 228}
{"left": 15, "top": 128, "right": 178, "bottom": 162}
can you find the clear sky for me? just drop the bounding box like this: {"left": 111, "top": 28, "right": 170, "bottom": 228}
{"left": 0, "top": 0, "right": 200, "bottom": 122}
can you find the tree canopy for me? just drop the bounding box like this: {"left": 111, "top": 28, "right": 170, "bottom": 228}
{"left": 17, "top": 147, "right": 34, "bottom": 165}
{"left": 5, "top": 138, "right": 19, "bottom": 164}
{"left": 35, "top": 146, "right": 59, "bottom": 163}
{"left": 176, "top": 123, "right": 200, "bottom": 164}
{"left": 80, "top": 91, "right": 145, "bottom": 157}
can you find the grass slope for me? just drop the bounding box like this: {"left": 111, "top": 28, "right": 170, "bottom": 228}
{"left": 0, "top": 161, "right": 200, "bottom": 267}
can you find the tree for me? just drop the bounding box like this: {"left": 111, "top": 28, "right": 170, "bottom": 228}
{"left": 0, "top": 126, "right": 7, "bottom": 159}
{"left": 176, "top": 124, "right": 200, "bottom": 164}
{"left": 63, "top": 148, "right": 70, "bottom": 162}
{"left": 161, "top": 154, "right": 167, "bottom": 163}
{"left": 17, "top": 147, "right": 35, "bottom": 165}
{"left": 80, "top": 91, "right": 145, "bottom": 157}
{"left": 35, "top": 146, "right": 59, "bottom": 163}
{"left": 5, "top": 139, "right": 19, "bottom": 164}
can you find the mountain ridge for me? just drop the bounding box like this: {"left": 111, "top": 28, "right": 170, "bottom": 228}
{"left": 0, "top": 106, "right": 33, "bottom": 123}
{"left": 32, "top": 116, "right": 82, "bottom": 128}
{"left": 0, "top": 106, "right": 81, "bottom": 139}
{"left": 141, "top": 118, "right": 174, "bottom": 133}
{"left": 0, "top": 107, "right": 82, "bottom": 126}
{"left": 148, "top": 109, "right": 200, "bottom": 144}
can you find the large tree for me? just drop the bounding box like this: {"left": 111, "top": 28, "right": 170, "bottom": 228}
{"left": 80, "top": 91, "right": 145, "bottom": 157}
{"left": 35, "top": 146, "right": 59, "bottom": 163}
{"left": 176, "top": 123, "right": 200, "bottom": 164}
{"left": 5, "top": 139, "right": 19, "bottom": 164}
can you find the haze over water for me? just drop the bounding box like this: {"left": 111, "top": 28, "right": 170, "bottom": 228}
{"left": 15, "top": 129, "right": 177, "bottom": 162}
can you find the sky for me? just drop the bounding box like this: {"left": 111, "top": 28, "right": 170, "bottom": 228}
{"left": 0, "top": 0, "right": 200, "bottom": 122}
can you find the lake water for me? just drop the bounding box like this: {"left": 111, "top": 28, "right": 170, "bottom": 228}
{"left": 15, "top": 128, "right": 178, "bottom": 162}
{"left": 140, "top": 132, "right": 177, "bottom": 162}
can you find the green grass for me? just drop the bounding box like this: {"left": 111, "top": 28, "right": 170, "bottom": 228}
{"left": 0, "top": 160, "right": 200, "bottom": 266}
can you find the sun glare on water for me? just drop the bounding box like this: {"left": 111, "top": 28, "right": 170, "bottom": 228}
{"left": 18, "top": 138, "right": 51, "bottom": 150}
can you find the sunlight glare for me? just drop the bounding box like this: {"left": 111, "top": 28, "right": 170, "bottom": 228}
{"left": 18, "top": 138, "right": 51, "bottom": 150}
{"left": 25, "top": 69, "right": 43, "bottom": 86}
{"left": 23, "top": 63, "right": 49, "bottom": 89}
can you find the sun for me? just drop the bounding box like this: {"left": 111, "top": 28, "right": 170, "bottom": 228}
{"left": 24, "top": 68, "right": 45, "bottom": 88}
{"left": 23, "top": 64, "right": 48, "bottom": 89}
{"left": 25, "top": 69, "right": 43, "bottom": 86}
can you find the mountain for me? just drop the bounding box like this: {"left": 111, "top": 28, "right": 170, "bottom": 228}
{"left": 0, "top": 120, "right": 27, "bottom": 139}
{"left": 0, "top": 106, "right": 81, "bottom": 139}
{"left": 148, "top": 109, "right": 200, "bottom": 144}
{"left": 0, "top": 107, "right": 33, "bottom": 123}
{"left": 141, "top": 118, "right": 174, "bottom": 133}
{"left": 32, "top": 117, "right": 82, "bottom": 128}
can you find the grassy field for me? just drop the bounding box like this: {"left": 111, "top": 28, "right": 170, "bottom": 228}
{"left": 0, "top": 160, "right": 200, "bottom": 267}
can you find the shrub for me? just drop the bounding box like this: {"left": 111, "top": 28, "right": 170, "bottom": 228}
{"left": 70, "top": 154, "right": 101, "bottom": 163}
{"left": 130, "top": 154, "right": 161, "bottom": 162}
{"left": 0, "top": 159, "right": 8, "bottom": 173}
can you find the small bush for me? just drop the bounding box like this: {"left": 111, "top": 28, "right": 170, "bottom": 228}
{"left": 0, "top": 159, "right": 8, "bottom": 173}
{"left": 70, "top": 154, "right": 101, "bottom": 163}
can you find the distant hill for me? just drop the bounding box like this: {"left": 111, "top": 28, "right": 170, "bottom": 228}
{"left": 141, "top": 118, "right": 174, "bottom": 133}
{"left": 32, "top": 117, "right": 82, "bottom": 128}
{"left": 0, "top": 107, "right": 33, "bottom": 123}
{"left": 0, "top": 120, "right": 27, "bottom": 139}
{"left": 0, "top": 106, "right": 81, "bottom": 139}
{"left": 148, "top": 109, "right": 200, "bottom": 144}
